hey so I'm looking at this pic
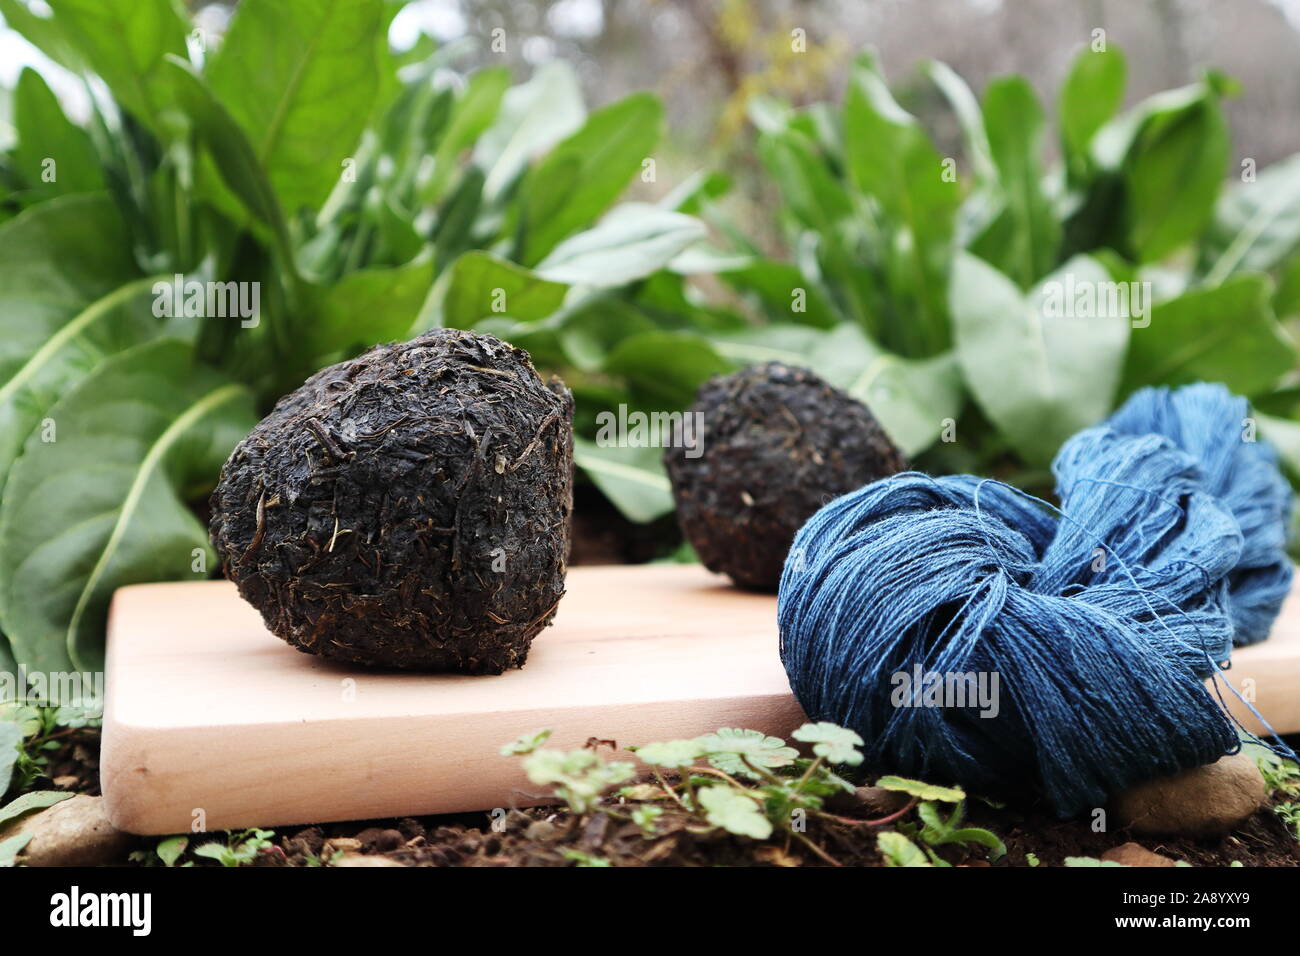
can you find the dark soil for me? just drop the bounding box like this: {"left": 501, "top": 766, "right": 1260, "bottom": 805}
{"left": 664, "top": 363, "right": 907, "bottom": 591}
{"left": 209, "top": 329, "right": 574, "bottom": 674}
{"left": 222, "top": 787, "right": 1300, "bottom": 869}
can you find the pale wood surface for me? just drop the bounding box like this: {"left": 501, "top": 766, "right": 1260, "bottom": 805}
{"left": 100, "top": 564, "right": 1300, "bottom": 835}
{"left": 101, "top": 564, "right": 806, "bottom": 834}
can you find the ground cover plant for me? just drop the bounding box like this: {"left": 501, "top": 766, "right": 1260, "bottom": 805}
{"left": 8, "top": 716, "right": 1297, "bottom": 868}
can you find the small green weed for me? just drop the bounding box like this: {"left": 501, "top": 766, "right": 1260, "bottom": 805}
{"left": 502, "top": 721, "right": 1005, "bottom": 867}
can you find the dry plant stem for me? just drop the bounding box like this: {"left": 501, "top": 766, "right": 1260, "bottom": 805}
{"left": 817, "top": 798, "right": 919, "bottom": 828}
{"left": 682, "top": 764, "right": 749, "bottom": 789}
{"left": 653, "top": 768, "right": 691, "bottom": 811}
{"left": 794, "top": 830, "right": 842, "bottom": 867}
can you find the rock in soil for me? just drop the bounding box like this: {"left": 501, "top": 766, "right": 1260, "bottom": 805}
{"left": 1112, "top": 753, "right": 1267, "bottom": 837}
{"left": 1101, "top": 842, "right": 1179, "bottom": 867}
{"left": 845, "top": 786, "right": 912, "bottom": 817}
{"left": 332, "top": 855, "right": 407, "bottom": 867}
{"left": 0, "top": 795, "right": 133, "bottom": 867}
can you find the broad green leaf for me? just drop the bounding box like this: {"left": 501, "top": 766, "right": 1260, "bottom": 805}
{"left": 843, "top": 56, "right": 959, "bottom": 353}
{"left": 43, "top": 0, "right": 188, "bottom": 134}
{"left": 602, "top": 331, "right": 731, "bottom": 410}
{"left": 759, "top": 127, "right": 850, "bottom": 236}
{"left": 10, "top": 68, "right": 102, "bottom": 201}
{"left": 430, "top": 166, "right": 486, "bottom": 268}
{"left": 877, "top": 831, "right": 931, "bottom": 867}
{"left": 811, "top": 327, "right": 963, "bottom": 459}
{"left": 924, "top": 60, "right": 996, "bottom": 185}
{"left": 536, "top": 205, "right": 706, "bottom": 288}
{"left": 951, "top": 252, "right": 1129, "bottom": 465}
{"left": 715, "top": 259, "right": 839, "bottom": 329}
{"left": 925, "top": 60, "right": 993, "bottom": 188}
{"left": 441, "top": 251, "right": 567, "bottom": 328}
{"left": 1123, "top": 93, "right": 1228, "bottom": 262}
{"left": 207, "top": 0, "right": 387, "bottom": 213}
{"left": 0, "top": 195, "right": 154, "bottom": 491}
{"left": 0, "top": 339, "right": 257, "bottom": 672}
{"left": 708, "top": 324, "right": 963, "bottom": 458}
{"left": 0, "top": 789, "right": 73, "bottom": 829}
{"left": 0, "top": 834, "right": 32, "bottom": 867}
{"left": 474, "top": 61, "right": 585, "bottom": 203}
{"left": 572, "top": 437, "right": 673, "bottom": 524}
{"left": 1202, "top": 152, "right": 1300, "bottom": 284}
{"left": 156, "top": 835, "right": 188, "bottom": 867}
{"left": 1121, "top": 273, "right": 1296, "bottom": 396}
{"left": 0, "top": 0, "right": 86, "bottom": 72}
{"left": 555, "top": 298, "right": 658, "bottom": 372}
{"left": 305, "top": 258, "right": 434, "bottom": 358}
{"left": 1093, "top": 77, "right": 1230, "bottom": 262}
{"left": 1276, "top": 253, "right": 1300, "bottom": 320}
{"left": 1059, "top": 45, "right": 1126, "bottom": 179}
{"left": 422, "top": 67, "right": 510, "bottom": 204}
{"left": 0, "top": 720, "right": 20, "bottom": 794}
{"left": 516, "top": 93, "right": 663, "bottom": 266}
{"left": 980, "top": 76, "right": 1060, "bottom": 287}
{"left": 875, "top": 775, "right": 966, "bottom": 803}
{"left": 167, "top": 59, "right": 298, "bottom": 280}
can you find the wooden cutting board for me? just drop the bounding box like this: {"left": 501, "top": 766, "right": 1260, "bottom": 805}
{"left": 100, "top": 564, "right": 1300, "bottom": 835}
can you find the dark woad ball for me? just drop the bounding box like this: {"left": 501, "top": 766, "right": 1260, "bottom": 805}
{"left": 209, "top": 329, "right": 573, "bottom": 673}
{"left": 664, "top": 363, "right": 906, "bottom": 591}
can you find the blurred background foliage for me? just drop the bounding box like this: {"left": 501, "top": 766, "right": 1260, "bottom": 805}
{"left": 0, "top": 0, "right": 1298, "bottom": 673}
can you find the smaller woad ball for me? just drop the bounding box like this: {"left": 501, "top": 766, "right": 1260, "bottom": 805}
{"left": 209, "top": 329, "right": 573, "bottom": 673}
{"left": 664, "top": 362, "right": 907, "bottom": 591}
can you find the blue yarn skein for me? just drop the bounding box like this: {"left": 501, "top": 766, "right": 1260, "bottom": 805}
{"left": 777, "top": 387, "right": 1290, "bottom": 816}
{"left": 1106, "top": 384, "right": 1294, "bottom": 645}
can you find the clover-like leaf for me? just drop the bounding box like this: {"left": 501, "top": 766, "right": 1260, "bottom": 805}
{"left": 792, "top": 722, "right": 865, "bottom": 766}
{"left": 697, "top": 785, "right": 773, "bottom": 840}
{"left": 500, "top": 728, "right": 552, "bottom": 756}
{"left": 634, "top": 738, "right": 704, "bottom": 768}
{"left": 875, "top": 775, "right": 965, "bottom": 803}
{"left": 696, "top": 728, "right": 798, "bottom": 779}
{"left": 523, "top": 748, "right": 634, "bottom": 814}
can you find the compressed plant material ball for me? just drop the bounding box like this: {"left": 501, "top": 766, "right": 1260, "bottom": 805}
{"left": 664, "top": 362, "right": 906, "bottom": 591}
{"left": 209, "top": 329, "right": 573, "bottom": 673}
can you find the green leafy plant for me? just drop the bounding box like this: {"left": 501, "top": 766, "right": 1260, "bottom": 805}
{"left": 1274, "top": 802, "right": 1300, "bottom": 841}
{"left": 506, "top": 722, "right": 1005, "bottom": 867}
{"left": 692, "top": 45, "right": 1300, "bottom": 489}
{"left": 0, "top": 0, "right": 714, "bottom": 674}
{"left": 128, "top": 834, "right": 189, "bottom": 868}
{"left": 192, "top": 828, "right": 275, "bottom": 867}
{"left": 0, "top": 703, "right": 95, "bottom": 795}
{"left": 873, "top": 775, "right": 1006, "bottom": 866}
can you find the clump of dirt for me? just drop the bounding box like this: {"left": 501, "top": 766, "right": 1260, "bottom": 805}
{"left": 209, "top": 329, "right": 574, "bottom": 674}
{"left": 665, "top": 363, "right": 906, "bottom": 591}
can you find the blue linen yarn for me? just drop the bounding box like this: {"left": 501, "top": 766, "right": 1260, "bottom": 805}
{"left": 1106, "top": 384, "right": 1294, "bottom": 644}
{"left": 777, "top": 384, "right": 1293, "bottom": 817}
